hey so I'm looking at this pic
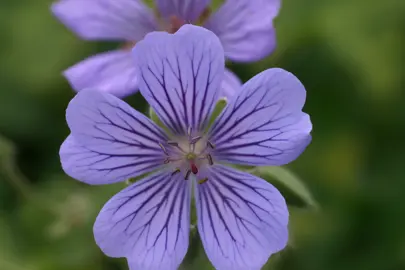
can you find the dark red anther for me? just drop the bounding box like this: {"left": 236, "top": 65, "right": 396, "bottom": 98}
{"left": 190, "top": 162, "right": 199, "bottom": 175}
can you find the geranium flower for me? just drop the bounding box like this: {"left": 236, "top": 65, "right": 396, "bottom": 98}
{"left": 60, "top": 25, "right": 311, "bottom": 270}
{"left": 52, "top": 0, "right": 280, "bottom": 98}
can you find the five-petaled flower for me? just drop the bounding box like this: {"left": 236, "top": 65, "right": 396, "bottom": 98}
{"left": 60, "top": 25, "right": 312, "bottom": 270}
{"left": 52, "top": 0, "right": 280, "bottom": 99}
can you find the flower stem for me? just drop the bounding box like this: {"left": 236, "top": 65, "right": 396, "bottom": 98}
{"left": 1, "top": 159, "right": 32, "bottom": 201}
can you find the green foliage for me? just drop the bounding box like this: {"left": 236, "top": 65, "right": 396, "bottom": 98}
{"left": 0, "top": 0, "right": 404, "bottom": 269}
{"left": 206, "top": 98, "right": 227, "bottom": 130}
{"left": 0, "top": 134, "right": 32, "bottom": 202}
{"left": 148, "top": 106, "right": 171, "bottom": 134}
{"left": 253, "top": 166, "right": 317, "bottom": 209}
{"left": 142, "top": 0, "right": 155, "bottom": 8}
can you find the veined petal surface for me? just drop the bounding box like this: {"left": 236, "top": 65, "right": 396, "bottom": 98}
{"left": 133, "top": 25, "right": 224, "bottom": 134}
{"left": 94, "top": 171, "right": 191, "bottom": 270}
{"left": 61, "top": 90, "right": 168, "bottom": 184}
{"left": 52, "top": 0, "right": 157, "bottom": 41}
{"left": 195, "top": 165, "right": 288, "bottom": 270}
{"left": 209, "top": 68, "right": 312, "bottom": 166}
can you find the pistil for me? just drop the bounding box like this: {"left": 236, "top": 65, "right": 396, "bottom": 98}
{"left": 190, "top": 161, "right": 199, "bottom": 174}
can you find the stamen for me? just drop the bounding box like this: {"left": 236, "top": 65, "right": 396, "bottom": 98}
{"left": 164, "top": 158, "right": 170, "bottom": 164}
{"left": 190, "top": 162, "right": 199, "bottom": 174}
{"left": 187, "top": 126, "right": 192, "bottom": 137}
{"left": 185, "top": 170, "right": 191, "bottom": 180}
{"left": 206, "top": 154, "right": 213, "bottom": 165}
{"left": 167, "top": 140, "right": 187, "bottom": 154}
{"left": 171, "top": 168, "right": 181, "bottom": 176}
{"left": 190, "top": 136, "right": 202, "bottom": 144}
{"left": 159, "top": 142, "right": 168, "bottom": 155}
{"left": 167, "top": 141, "right": 179, "bottom": 147}
{"left": 198, "top": 178, "right": 208, "bottom": 184}
{"left": 207, "top": 141, "right": 215, "bottom": 149}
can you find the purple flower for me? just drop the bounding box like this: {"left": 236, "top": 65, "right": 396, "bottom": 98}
{"left": 60, "top": 25, "right": 311, "bottom": 270}
{"left": 52, "top": 0, "right": 280, "bottom": 98}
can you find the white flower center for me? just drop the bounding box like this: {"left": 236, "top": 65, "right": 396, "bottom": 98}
{"left": 158, "top": 130, "right": 215, "bottom": 184}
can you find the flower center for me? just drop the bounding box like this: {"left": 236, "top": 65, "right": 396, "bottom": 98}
{"left": 122, "top": 7, "right": 212, "bottom": 50}
{"left": 158, "top": 128, "right": 215, "bottom": 184}
{"left": 164, "top": 15, "right": 186, "bottom": 34}
{"left": 157, "top": 7, "right": 212, "bottom": 34}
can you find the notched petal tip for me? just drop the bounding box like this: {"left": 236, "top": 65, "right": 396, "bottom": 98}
{"left": 132, "top": 24, "right": 225, "bottom": 134}
{"left": 132, "top": 24, "right": 223, "bottom": 59}
{"left": 94, "top": 171, "right": 191, "bottom": 268}
{"left": 62, "top": 90, "right": 168, "bottom": 184}
{"left": 155, "top": 0, "right": 211, "bottom": 23}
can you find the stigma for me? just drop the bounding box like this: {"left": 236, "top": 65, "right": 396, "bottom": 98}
{"left": 190, "top": 162, "right": 199, "bottom": 174}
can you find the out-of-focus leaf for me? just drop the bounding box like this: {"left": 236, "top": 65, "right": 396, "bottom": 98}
{"left": 0, "top": 217, "right": 16, "bottom": 258}
{"left": 179, "top": 229, "right": 213, "bottom": 270}
{"left": 211, "top": 0, "right": 225, "bottom": 11}
{"left": 143, "top": 0, "right": 225, "bottom": 12}
{"left": 2, "top": 2, "right": 88, "bottom": 93}
{"left": 142, "top": 0, "right": 155, "bottom": 8}
{"left": 179, "top": 227, "right": 203, "bottom": 269}
{"left": 0, "top": 134, "right": 14, "bottom": 159}
{"left": 254, "top": 166, "right": 317, "bottom": 209}
{"left": 206, "top": 98, "right": 227, "bottom": 130}
{"left": 15, "top": 175, "right": 116, "bottom": 270}
{"left": 263, "top": 246, "right": 294, "bottom": 270}
{"left": 0, "top": 134, "right": 32, "bottom": 201}
{"left": 148, "top": 106, "right": 172, "bottom": 135}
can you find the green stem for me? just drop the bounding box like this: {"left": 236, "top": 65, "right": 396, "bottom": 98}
{"left": 1, "top": 159, "right": 59, "bottom": 216}
{"left": 1, "top": 159, "right": 32, "bottom": 201}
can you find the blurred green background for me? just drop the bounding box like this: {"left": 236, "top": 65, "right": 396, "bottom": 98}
{"left": 1, "top": 0, "right": 404, "bottom": 269}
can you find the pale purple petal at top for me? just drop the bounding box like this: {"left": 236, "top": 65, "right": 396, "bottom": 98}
{"left": 64, "top": 50, "right": 138, "bottom": 98}
{"left": 209, "top": 68, "right": 312, "bottom": 166}
{"left": 221, "top": 68, "right": 242, "bottom": 99}
{"left": 195, "top": 165, "right": 288, "bottom": 270}
{"left": 133, "top": 25, "right": 224, "bottom": 135}
{"left": 205, "top": 0, "right": 280, "bottom": 62}
{"left": 155, "top": 0, "right": 210, "bottom": 22}
{"left": 94, "top": 170, "right": 191, "bottom": 270}
{"left": 62, "top": 90, "right": 168, "bottom": 184}
{"left": 52, "top": 0, "right": 157, "bottom": 41}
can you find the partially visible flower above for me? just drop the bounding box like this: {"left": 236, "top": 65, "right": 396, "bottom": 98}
{"left": 60, "top": 25, "right": 311, "bottom": 270}
{"left": 52, "top": 0, "right": 280, "bottom": 99}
